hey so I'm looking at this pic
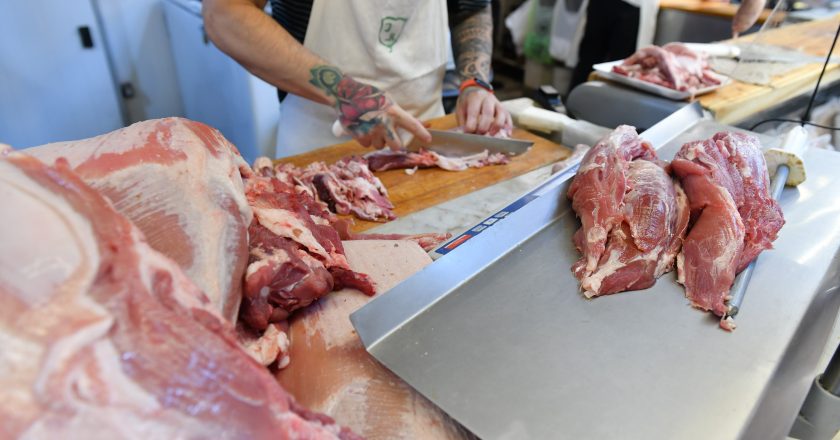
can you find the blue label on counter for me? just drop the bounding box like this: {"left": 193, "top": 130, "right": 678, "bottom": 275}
{"left": 435, "top": 193, "right": 539, "bottom": 256}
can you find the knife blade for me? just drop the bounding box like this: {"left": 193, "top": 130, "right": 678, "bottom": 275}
{"left": 409, "top": 129, "right": 534, "bottom": 157}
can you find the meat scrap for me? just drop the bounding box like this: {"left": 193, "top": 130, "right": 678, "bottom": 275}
{"left": 613, "top": 43, "right": 722, "bottom": 92}
{"left": 255, "top": 156, "right": 396, "bottom": 222}
{"left": 365, "top": 147, "right": 509, "bottom": 172}
{"left": 671, "top": 132, "right": 784, "bottom": 330}
{"left": 568, "top": 125, "right": 688, "bottom": 297}
{"left": 241, "top": 173, "right": 376, "bottom": 332}
{"left": 0, "top": 153, "right": 358, "bottom": 439}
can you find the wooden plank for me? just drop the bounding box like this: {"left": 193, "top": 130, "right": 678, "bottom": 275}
{"left": 659, "top": 0, "right": 773, "bottom": 23}
{"left": 698, "top": 15, "right": 840, "bottom": 124}
{"left": 276, "top": 114, "right": 571, "bottom": 232}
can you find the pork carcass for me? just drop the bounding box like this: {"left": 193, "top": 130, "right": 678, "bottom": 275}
{"left": 577, "top": 160, "right": 689, "bottom": 297}
{"left": 278, "top": 240, "right": 472, "bottom": 439}
{"left": 567, "top": 125, "right": 657, "bottom": 280}
{"left": 24, "top": 118, "right": 251, "bottom": 323}
{"left": 671, "top": 132, "right": 784, "bottom": 329}
{"left": 613, "top": 43, "right": 721, "bottom": 92}
{"left": 0, "top": 153, "right": 357, "bottom": 439}
{"left": 364, "top": 148, "right": 510, "bottom": 172}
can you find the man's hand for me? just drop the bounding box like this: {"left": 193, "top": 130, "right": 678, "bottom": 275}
{"left": 310, "top": 65, "right": 431, "bottom": 150}
{"left": 456, "top": 86, "right": 512, "bottom": 135}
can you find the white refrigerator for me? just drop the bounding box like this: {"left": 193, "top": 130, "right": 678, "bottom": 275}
{"left": 163, "top": 0, "right": 279, "bottom": 163}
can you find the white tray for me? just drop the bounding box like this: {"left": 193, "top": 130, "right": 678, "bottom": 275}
{"left": 593, "top": 60, "right": 729, "bottom": 101}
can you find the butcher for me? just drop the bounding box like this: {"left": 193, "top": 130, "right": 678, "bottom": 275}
{"left": 204, "top": 0, "right": 512, "bottom": 157}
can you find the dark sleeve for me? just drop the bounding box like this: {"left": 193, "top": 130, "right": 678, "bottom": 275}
{"left": 268, "top": 0, "right": 314, "bottom": 44}
{"left": 448, "top": 0, "right": 492, "bottom": 15}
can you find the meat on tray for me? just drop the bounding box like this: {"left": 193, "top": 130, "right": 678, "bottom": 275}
{"left": 613, "top": 43, "right": 722, "bottom": 92}
{"left": 568, "top": 125, "right": 688, "bottom": 297}
{"left": 25, "top": 118, "right": 252, "bottom": 324}
{"left": 0, "top": 153, "right": 358, "bottom": 439}
{"left": 672, "top": 132, "right": 784, "bottom": 330}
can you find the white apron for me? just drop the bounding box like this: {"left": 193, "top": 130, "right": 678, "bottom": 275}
{"left": 276, "top": 0, "right": 448, "bottom": 157}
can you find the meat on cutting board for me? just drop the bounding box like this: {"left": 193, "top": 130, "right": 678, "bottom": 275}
{"left": 567, "top": 125, "right": 658, "bottom": 281}
{"left": 364, "top": 148, "right": 509, "bottom": 172}
{"left": 278, "top": 240, "right": 472, "bottom": 440}
{"left": 254, "top": 156, "right": 396, "bottom": 222}
{"left": 578, "top": 160, "right": 689, "bottom": 297}
{"left": 671, "top": 132, "right": 784, "bottom": 329}
{"left": 0, "top": 153, "right": 357, "bottom": 439}
{"left": 24, "top": 118, "right": 252, "bottom": 324}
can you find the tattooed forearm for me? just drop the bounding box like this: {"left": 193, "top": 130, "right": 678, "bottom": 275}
{"left": 451, "top": 4, "right": 493, "bottom": 82}
{"left": 309, "top": 65, "right": 395, "bottom": 138}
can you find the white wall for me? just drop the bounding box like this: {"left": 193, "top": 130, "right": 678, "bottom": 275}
{"left": 95, "top": 0, "right": 184, "bottom": 122}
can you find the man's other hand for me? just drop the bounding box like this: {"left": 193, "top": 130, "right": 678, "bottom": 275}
{"left": 456, "top": 87, "right": 513, "bottom": 136}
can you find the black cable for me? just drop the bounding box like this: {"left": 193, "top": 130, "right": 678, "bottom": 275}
{"left": 801, "top": 19, "right": 840, "bottom": 124}
{"left": 750, "top": 118, "right": 840, "bottom": 132}
{"left": 749, "top": 20, "right": 840, "bottom": 132}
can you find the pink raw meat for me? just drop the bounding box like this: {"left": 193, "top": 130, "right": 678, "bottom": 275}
{"left": 364, "top": 148, "right": 509, "bottom": 172}
{"left": 0, "top": 153, "right": 358, "bottom": 439}
{"left": 613, "top": 43, "right": 721, "bottom": 92}
{"left": 24, "top": 118, "right": 251, "bottom": 323}
{"left": 671, "top": 132, "right": 783, "bottom": 328}
{"left": 567, "top": 125, "right": 657, "bottom": 279}
{"left": 579, "top": 160, "right": 689, "bottom": 297}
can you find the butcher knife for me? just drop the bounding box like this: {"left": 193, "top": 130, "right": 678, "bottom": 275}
{"left": 409, "top": 129, "right": 534, "bottom": 157}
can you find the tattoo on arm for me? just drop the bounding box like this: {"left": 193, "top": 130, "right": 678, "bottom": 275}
{"left": 309, "top": 65, "right": 395, "bottom": 139}
{"left": 451, "top": 5, "right": 493, "bottom": 83}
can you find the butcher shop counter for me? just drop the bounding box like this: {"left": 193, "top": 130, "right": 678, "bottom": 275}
{"left": 276, "top": 114, "right": 573, "bottom": 234}
{"left": 583, "top": 15, "right": 840, "bottom": 128}
{"left": 698, "top": 14, "right": 840, "bottom": 125}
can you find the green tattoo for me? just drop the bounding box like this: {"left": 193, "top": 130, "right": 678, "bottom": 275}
{"left": 309, "top": 65, "right": 395, "bottom": 139}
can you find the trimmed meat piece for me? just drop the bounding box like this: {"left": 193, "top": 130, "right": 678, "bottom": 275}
{"left": 24, "top": 118, "right": 251, "bottom": 323}
{"left": 580, "top": 160, "right": 689, "bottom": 297}
{"left": 567, "top": 125, "right": 656, "bottom": 278}
{"left": 241, "top": 176, "right": 375, "bottom": 332}
{"left": 364, "top": 148, "right": 509, "bottom": 172}
{"left": 0, "top": 153, "right": 357, "bottom": 439}
{"left": 671, "top": 132, "right": 783, "bottom": 327}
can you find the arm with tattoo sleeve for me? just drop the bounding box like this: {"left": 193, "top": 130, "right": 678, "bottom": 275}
{"left": 203, "top": 0, "right": 429, "bottom": 149}
{"left": 450, "top": 4, "right": 512, "bottom": 135}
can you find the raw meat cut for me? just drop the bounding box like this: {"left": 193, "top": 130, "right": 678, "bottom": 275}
{"left": 567, "top": 125, "right": 657, "bottom": 280}
{"left": 25, "top": 118, "right": 251, "bottom": 323}
{"left": 255, "top": 156, "right": 396, "bottom": 222}
{"left": 278, "top": 240, "right": 471, "bottom": 440}
{"left": 364, "top": 148, "right": 509, "bottom": 172}
{"left": 577, "top": 160, "right": 689, "bottom": 297}
{"left": 613, "top": 43, "right": 722, "bottom": 92}
{"left": 241, "top": 173, "right": 376, "bottom": 332}
{"left": 671, "top": 132, "right": 784, "bottom": 329}
{"left": 0, "top": 153, "right": 357, "bottom": 439}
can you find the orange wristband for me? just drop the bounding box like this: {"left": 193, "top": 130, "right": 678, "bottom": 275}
{"left": 459, "top": 77, "right": 494, "bottom": 94}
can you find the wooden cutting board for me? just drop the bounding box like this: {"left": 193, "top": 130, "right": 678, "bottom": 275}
{"left": 276, "top": 114, "right": 571, "bottom": 232}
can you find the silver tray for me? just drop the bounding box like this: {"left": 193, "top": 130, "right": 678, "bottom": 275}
{"left": 351, "top": 104, "right": 840, "bottom": 440}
